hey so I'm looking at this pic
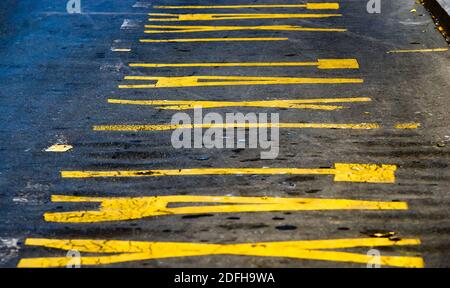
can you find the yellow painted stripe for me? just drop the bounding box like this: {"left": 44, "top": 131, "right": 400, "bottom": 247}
{"left": 45, "top": 195, "right": 407, "bottom": 223}
{"left": 394, "top": 123, "right": 421, "bottom": 129}
{"left": 154, "top": 3, "right": 340, "bottom": 10}
{"left": 129, "top": 59, "right": 359, "bottom": 69}
{"left": 119, "top": 76, "right": 364, "bottom": 88}
{"left": 61, "top": 163, "right": 397, "bottom": 183}
{"left": 111, "top": 48, "right": 131, "bottom": 52}
{"left": 144, "top": 24, "right": 346, "bottom": 33}
{"left": 139, "top": 37, "right": 287, "bottom": 43}
{"left": 93, "top": 123, "right": 380, "bottom": 131}
{"left": 107, "top": 97, "right": 371, "bottom": 110}
{"left": 148, "top": 13, "right": 342, "bottom": 21}
{"left": 387, "top": 48, "right": 448, "bottom": 53}
{"left": 17, "top": 237, "right": 423, "bottom": 268}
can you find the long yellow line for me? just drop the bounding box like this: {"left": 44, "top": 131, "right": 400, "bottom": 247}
{"left": 17, "top": 237, "right": 423, "bottom": 268}
{"left": 139, "top": 37, "right": 288, "bottom": 43}
{"left": 93, "top": 123, "right": 380, "bottom": 131}
{"left": 144, "top": 24, "right": 346, "bottom": 33}
{"left": 129, "top": 59, "right": 359, "bottom": 69}
{"left": 119, "top": 76, "right": 364, "bottom": 88}
{"left": 107, "top": 98, "right": 371, "bottom": 110}
{"left": 60, "top": 163, "right": 397, "bottom": 183}
{"left": 148, "top": 13, "right": 342, "bottom": 21}
{"left": 154, "top": 3, "right": 340, "bottom": 10}
{"left": 387, "top": 48, "right": 448, "bottom": 53}
{"left": 45, "top": 195, "right": 407, "bottom": 223}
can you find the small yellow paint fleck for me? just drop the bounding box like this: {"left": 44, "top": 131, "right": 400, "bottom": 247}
{"left": 45, "top": 144, "right": 73, "bottom": 152}
{"left": 394, "top": 123, "right": 420, "bottom": 129}
{"left": 111, "top": 48, "right": 131, "bottom": 52}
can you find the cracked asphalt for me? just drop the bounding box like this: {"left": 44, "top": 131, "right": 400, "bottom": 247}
{"left": 0, "top": 0, "right": 449, "bottom": 268}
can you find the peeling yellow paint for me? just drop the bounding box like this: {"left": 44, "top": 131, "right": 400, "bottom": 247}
{"left": 45, "top": 144, "right": 73, "bottom": 152}
{"left": 17, "top": 237, "right": 423, "bottom": 268}
{"left": 154, "top": 3, "right": 340, "bottom": 10}
{"left": 148, "top": 13, "right": 342, "bottom": 22}
{"left": 119, "top": 75, "right": 364, "bottom": 89}
{"left": 107, "top": 97, "right": 371, "bottom": 111}
{"left": 394, "top": 123, "right": 420, "bottom": 129}
{"left": 144, "top": 25, "right": 346, "bottom": 33}
{"left": 129, "top": 59, "right": 359, "bottom": 69}
{"left": 140, "top": 37, "right": 288, "bottom": 43}
{"left": 45, "top": 195, "right": 407, "bottom": 223}
{"left": 60, "top": 163, "right": 397, "bottom": 183}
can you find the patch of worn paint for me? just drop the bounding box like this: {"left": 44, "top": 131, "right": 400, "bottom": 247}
{"left": 60, "top": 163, "right": 397, "bottom": 183}
{"left": 45, "top": 144, "right": 73, "bottom": 152}
{"left": 394, "top": 123, "right": 420, "bottom": 129}
{"left": 17, "top": 237, "right": 424, "bottom": 268}
{"left": 44, "top": 195, "right": 408, "bottom": 222}
{"left": 119, "top": 75, "right": 364, "bottom": 89}
{"left": 387, "top": 48, "right": 448, "bottom": 53}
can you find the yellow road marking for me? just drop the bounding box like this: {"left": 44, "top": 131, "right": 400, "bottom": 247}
{"left": 93, "top": 123, "right": 380, "bottom": 131}
{"left": 387, "top": 48, "right": 449, "bottom": 54}
{"left": 148, "top": 13, "right": 342, "bottom": 21}
{"left": 119, "top": 76, "right": 364, "bottom": 89}
{"left": 129, "top": 59, "right": 359, "bottom": 69}
{"left": 45, "top": 195, "right": 407, "bottom": 223}
{"left": 140, "top": 37, "right": 287, "bottom": 43}
{"left": 144, "top": 24, "right": 346, "bottom": 33}
{"left": 45, "top": 144, "right": 73, "bottom": 152}
{"left": 394, "top": 123, "right": 421, "bottom": 129}
{"left": 17, "top": 237, "right": 423, "bottom": 268}
{"left": 107, "top": 97, "right": 371, "bottom": 110}
{"left": 61, "top": 163, "right": 397, "bottom": 183}
{"left": 154, "top": 3, "right": 340, "bottom": 10}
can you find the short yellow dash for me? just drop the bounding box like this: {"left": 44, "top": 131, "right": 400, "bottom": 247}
{"left": 61, "top": 163, "right": 397, "bottom": 183}
{"left": 154, "top": 3, "right": 340, "bottom": 10}
{"left": 45, "top": 144, "right": 73, "bottom": 153}
{"left": 144, "top": 25, "right": 346, "bottom": 33}
{"left": 129, "top": 59, "right": 359, "bottom": 69}
{"left": 387, "top": 48, "right": 448, "bottom": 54}
{"left": 394, "top": 123, "right": 421, "bottom": 129}
{"left": 148, "top": 13, "right": 343, "bottom": 22}
{"left": 119, "top": 75, "right": 364, "bottom": 89}
{"left": 140, "top": 37, "right": 287, "bottom": 43}
{"left": 107, "top": 97, "right": 371, "bottom": 110}
{"left": 45, "top": 195, "right": 407, "bottom": 223}
{"left": 17, "top": 237, "right": 423, "bottom": 268}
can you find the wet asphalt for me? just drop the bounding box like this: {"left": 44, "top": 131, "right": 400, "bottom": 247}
{"left": 0, "top": 0, "right": 449, "bottom": 267}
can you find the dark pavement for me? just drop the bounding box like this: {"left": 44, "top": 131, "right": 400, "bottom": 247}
{"left": 0, "top": 0, "right": 449, "bottom": 267}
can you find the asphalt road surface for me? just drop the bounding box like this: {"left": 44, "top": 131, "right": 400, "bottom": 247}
{"left": 0, "top": 0, "right": 449, "bottom": 268}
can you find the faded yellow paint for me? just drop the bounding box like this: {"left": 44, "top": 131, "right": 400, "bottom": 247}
{"left": 154, "top": 3, "right": 340, "bottom": 10}
{"left": 107, "top": 97, "right": 371, "bottom": 110}
{"left": 140, "top": 37, "right": 288, "bottom": 43}
{"left": 119, "top": 76, "right": 364, "bottom": 89}
{"left": 45, "top": 195, "right": 408, "bottom": 223}
{"left": 60, "top": 163, "right": 397, "bottom": 183}
{"left": 148, "top": 13, "right": 342, "bottom": 22}
{"left": 45, "top": 144, "right": 73, "bottom": 152}
{"left": 93, "top": 123, "right": 380, "bottom": 131}
{"left": 111, "top": 48, "right": 131, "bottom": 52}
{"left": 144, "top": 25, "right": 346, "bottom": 33}
{"left": 387, "top": 48, "right": 448, "bottom": 53}
{"left": 129, "top": 59, "right": 359, "bottom": 69}
{"left": 394, "top": 123, "right": 420, "bottom": 129}
{"left": 17, "top": 237, "right": 423, "bottom": 268}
